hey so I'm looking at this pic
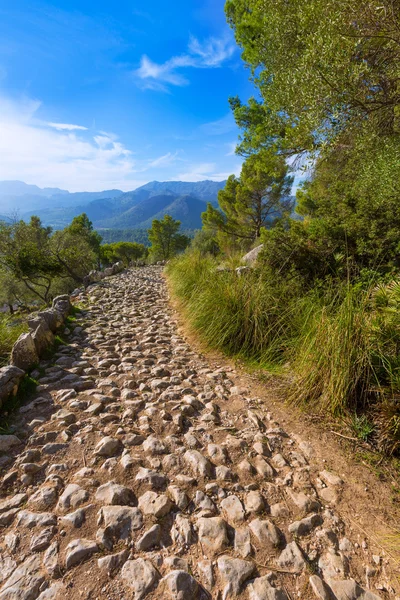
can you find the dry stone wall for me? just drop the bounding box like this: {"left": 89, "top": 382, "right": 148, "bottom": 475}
{"left": 0, "top": 262, "right": 125, "bottom": 409}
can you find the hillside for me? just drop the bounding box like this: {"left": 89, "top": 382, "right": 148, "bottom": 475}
{"left": 0, "top": 179, "right": 226, "bottom": 229}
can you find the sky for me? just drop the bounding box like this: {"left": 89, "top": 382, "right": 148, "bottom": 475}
{"left": 0, "top": 0, "right": 257, "bottom": 192}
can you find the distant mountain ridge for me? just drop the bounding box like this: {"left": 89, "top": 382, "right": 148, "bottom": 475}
{"left": 0, "top": 179, "right": 226, "bottom": 230}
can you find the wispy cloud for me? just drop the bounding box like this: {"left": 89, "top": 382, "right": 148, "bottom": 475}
{"left": 147, "top": 151, "right": 180, "bottom": 168}
{"left": 135, "top": 34, "right": 236, "bottom": 92}
{"left": 200, "top": 113, "right": 237, "bottom": 136}
{"left": 226, "top": 141, "right": 237, "bottom": 156}
{"left": 47, "top": 122, "right": 88, "bottom": 131}
{"left": 0, "top": 94, "right": 144, "bottom": 192}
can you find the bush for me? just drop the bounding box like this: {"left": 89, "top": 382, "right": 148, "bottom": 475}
{"left": 0, "top": 315, "right": 28, "bottom": 366}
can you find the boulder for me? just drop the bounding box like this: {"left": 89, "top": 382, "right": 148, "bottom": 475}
{"left": 0, "top": 366, "right": 25, "bottom": 407}
{"left": 242, "top": 244, "right": 264, "bottom": 265}
{"left": 10, "top": 332, "right": 39, "bottom": 370}
{"left": 38, "top": 308, "right": 64, "bottom": 333}
{"left": 29, "top": 317, "right": 55, "bottom": 356}
{"left": 52, "top": 295, "right": 70, "bottom": 318}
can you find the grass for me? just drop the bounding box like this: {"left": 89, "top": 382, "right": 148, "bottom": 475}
{"left": 0, "top": 314, "right": 28, "bottom": 366}
{"left": 167, "top": 251, "right": 400, "bottom": 454}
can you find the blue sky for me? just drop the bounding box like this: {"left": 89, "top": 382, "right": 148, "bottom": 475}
{"left": 0, "top": 0, "right": 257, "bottom": 191}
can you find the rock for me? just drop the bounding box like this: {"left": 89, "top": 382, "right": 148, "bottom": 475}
{"left": 309, "top": 575, "right": 335, "bottom": 600}
{"left": 98, "top": 549, "right": 129, "bottom": 574}
{"left": 184, "top": 450, "right": 214, "bottom": 478}
{"left": 28, "top": 486, "right": 58, "bottom": 511}
{"left": 0, "top": 367, "right": 25, "bottom": 407}
{"left": 136, "top": 524, "right": 161, "bottom": 551}
{"left": 60, "top": 507, "right": 88, "bottom": 528}
{"left": 10, "top": 332, "right": 39, "bottom": 370}
{"left": 242, "top": 244, "right": 264, "bottom": 265}
{"left": 220, "top": 495, "right": 245, "bottom": 523}
{"left": 30, "top": 317, "right": 55, "bottom": 356}
{"left": 0, "top": 555, "right": 45, "bottom": 600}
{"left": 171, "top": 514, "right": 194, "bottom": 546}
{"left": 288, "top": 513, "right": 323, "bottom": 536}
{"left": 248, "top": 576, "right": 289, "bottom": 600}
{"left": 36, "top": 583, "right": 64, "bottom": 600}
{"left": 143, "top": 435, "right": 167, "bottom": 455}
{"left": 198, "top": 560, "right": 214, "bottom": 591}
{"left": 0, "top": 493, "right": 27, "bottom": 514}
{"left": 217, "top": 555, "right": 255, "bottom": 597}
{"left": 0, "top": 555, "right": 17, "bottom": 585}
{"left": 327, "top": 579, "right": 381, "bottom": 600}
{"left": 253, "top": 456, "right": 275, "bottom": 479}
{"left": 234, "top": 527, "right": 252, "bottom": 558}
{"left": 95, "top": 482, "right": 135, "bottom": 505}
{"left": 65, "top": 538, "right": 98, "bottom": 569}
{"left": 244, "top": 491, "right": 265, "bottom": 514}
{"left": 138, "top": 490, "right": 172, "bottom": 518}
{"left": 197, "top": 517, "right": 229, "bottom": 557}
{"left": 120, "top": 558, "right": 159, "bottom": 600}
{"left": 0, "top": 435, "right": 21, "bottom": 453}
{"left": 43, "top": 541, "right": 60, "bottom": 577}
{"left": 94, "top": 436, "right": 122, "bottom": 457}
{"left": 249, "top": 518, "right": 282, "bottom": 547}
{"left": 135, "top": 467, "right": 167, "bottom": 489}
{"left": 161, "top": 570, "right": 199, "bottom": 599}
{"left": 56, "top": 484, "right": 89, "bottom": 513}
{"left": 318, "top": 551, "right": 348, "bottom": 580}
{"left": 16, "top": 510, "right": 57, "bottom": 528}
{"left": 277, "top": 541, "right": 306, "bottom": 573}
{"left": 168, "top": 485, "right": 189, "bottom": 510}
{"left": 30, "top": 527, "right": 55, "bottom": 552}
{"left": 320, "top": 470, "right": 343, "bottom": 487}
{"left": 98, "top": 505, "right": 143, "bottom": 548}
{"left": 287, "top": 489, "right": 320, "bottom": 514}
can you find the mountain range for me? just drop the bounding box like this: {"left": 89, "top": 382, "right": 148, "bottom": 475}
{"left": 0, "top": 180, "right": 226, "bottom": 230}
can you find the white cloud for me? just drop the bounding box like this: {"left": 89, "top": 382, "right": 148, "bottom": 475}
{"left": 0, "top": 94, "right": 144, "bottom": 192}
{"left": 176, "top": 161, "right": 241, "bottom": 182}
{"left": 135, "top": 34, "right": 236, "bottom": 91}
{"left": 46, "top": 122, "right": 88, "bottom": 131}
{"left": 147, "top": 151, "right": 180, "bottom": 168}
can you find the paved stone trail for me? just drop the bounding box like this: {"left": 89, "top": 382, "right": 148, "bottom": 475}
{"left": 0, "top": 267, "right": 390, "bottom": 600}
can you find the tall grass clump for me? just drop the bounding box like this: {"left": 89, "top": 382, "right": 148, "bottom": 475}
{"left": 0, "top": 314, "right": 28, "bottom": 366}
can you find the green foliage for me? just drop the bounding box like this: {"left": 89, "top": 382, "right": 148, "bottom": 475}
{"left": 0, "top": 315, "right": 28, "bottom": 366}
{"left": 98, "top": 229, "right": 150, "bottom": 245}
{"left": 101, "top": 242, "right": 148, "bottom": 266}
{"left": 191, "top": 229, "right": 220, "bottom": 257}
{"left": 148, "top": 215, "right": 190, "bottom": 262}
{"left": 0, "top": 213, "right": 102, "bottom": 306}
{"left": 226, "top": 0, "right": 400, "bottom": 156}
{"left": 202, "top": 149, "right": 293, "bottom": 248}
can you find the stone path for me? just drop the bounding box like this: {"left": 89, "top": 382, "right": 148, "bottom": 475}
{"left": 0, "top": 266, "right": 392, "bottom": 600}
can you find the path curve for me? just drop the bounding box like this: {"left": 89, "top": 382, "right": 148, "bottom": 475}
{"left": 0, "top": 266, "right": 392, "bottom": 600}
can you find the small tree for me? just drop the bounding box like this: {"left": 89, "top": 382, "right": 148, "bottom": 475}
{"left": 100, "top": 242, "right": 147, "bottom": 266}
{"left": 148, "top": 215, "right": 190, "bottom": 261}
{"left": 202, "top": 149, "right": 294, "bottom": 247}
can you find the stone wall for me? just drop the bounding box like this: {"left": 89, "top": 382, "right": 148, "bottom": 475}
{"left": 0, "top": 261, "right": 125, "bottom": 409}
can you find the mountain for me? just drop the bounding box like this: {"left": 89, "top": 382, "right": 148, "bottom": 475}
{"left": 0, "top": 179, "right": 227, "bottom": 230}
{"left": 0, "top": 180, "right": 69, "bottom": 198}
{"left": 0, "top": 181, "right": 124, "bottom": 214}
{"left": 137, "top": 180, "right": 226, "bottom": 200}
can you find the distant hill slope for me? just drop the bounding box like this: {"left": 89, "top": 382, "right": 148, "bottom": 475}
{"left": 0, "top": 179, "right": 227, "bottom": 229}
